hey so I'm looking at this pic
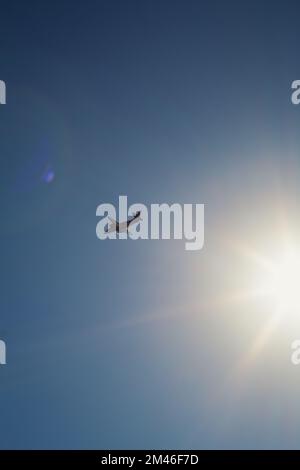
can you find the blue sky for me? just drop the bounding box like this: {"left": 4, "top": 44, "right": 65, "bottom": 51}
{"left": 1, "top": 0, "right": 300, "bottom": 449}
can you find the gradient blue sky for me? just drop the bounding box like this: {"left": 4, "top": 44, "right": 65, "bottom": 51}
{"left": 1, "top": 0, "right": 300, "bottom": 449}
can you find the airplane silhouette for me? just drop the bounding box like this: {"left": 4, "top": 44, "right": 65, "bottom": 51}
{"left": 105, "top": 211, "right": 142, "bottom": 233}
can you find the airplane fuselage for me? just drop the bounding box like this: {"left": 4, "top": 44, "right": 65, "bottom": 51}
{"left": 115, "top": 214, "right": 141, "bottom": 233}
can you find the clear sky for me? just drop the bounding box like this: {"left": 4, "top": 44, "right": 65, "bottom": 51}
{"left": 1, "top": 0, "right": 300, "bottom": 449}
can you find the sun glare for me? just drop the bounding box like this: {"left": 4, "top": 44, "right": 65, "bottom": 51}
{"left": 262, "top": 249, "right": 300, "bottom": 317}
{"left": 228, "top": 239, "right": 300, "bottom": 378}
{"left": 230, "top": 235, "right": 300, "bottom": 329}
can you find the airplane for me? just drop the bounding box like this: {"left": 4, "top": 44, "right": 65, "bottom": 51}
{"left": 105, "top": 211, "right": 142, "bottom": 234}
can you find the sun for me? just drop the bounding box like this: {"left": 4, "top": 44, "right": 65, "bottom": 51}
{"left": 261, "top": 248, "right": 300, "bottom": 317}
{"left": 226, "top": 238, "right": 300, "bottom": 375}
{"left": 230, "top": 234, "right": 300, "bottom": 329}
{"left": 238, "top": 238, "right": 300, "bottom": 329}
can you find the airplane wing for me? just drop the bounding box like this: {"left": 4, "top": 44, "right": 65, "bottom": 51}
{"left": 127, "top": 214, "right": 141, "bottom": 227}
{"left": 106, "top": 217, "right": 117, "bottom": 233}
{"left": 106, "top": 224, "right": 117, "bottom": 233}
{"left": 118, "top": 221, "right": 128, "bottom": 232}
